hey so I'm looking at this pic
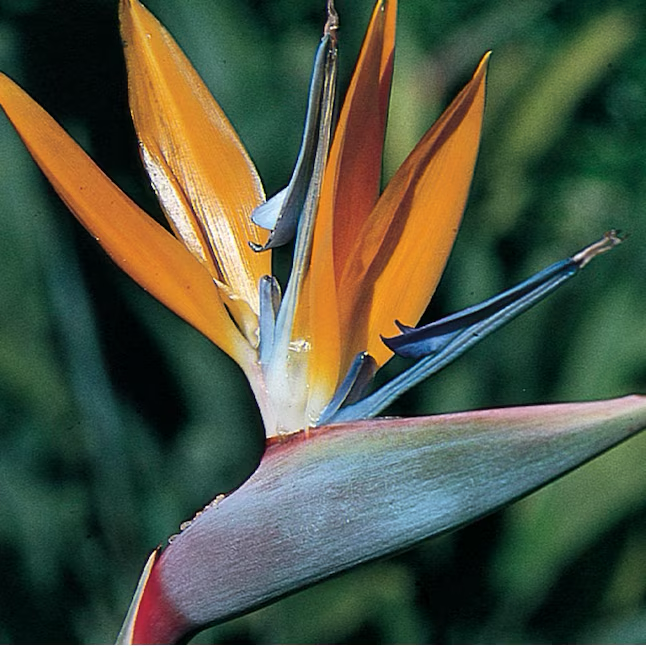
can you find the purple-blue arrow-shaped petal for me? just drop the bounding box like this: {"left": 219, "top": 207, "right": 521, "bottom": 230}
{"left": 383, "top": 231, "right": 622, "bottom": 360}
{"left": 331, "top": 232, "right": 623, "bottom": 422}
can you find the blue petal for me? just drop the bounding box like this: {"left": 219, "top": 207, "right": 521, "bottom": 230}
{"left": 250, "top": 33, "right": 336, "bottom": 252}
{"left": 317, "top": 352, "right": 377, "bottom": 424}
{"left": 384, "top": 257, "right": 576, "bottom": 359}
{"left": 266, "top": 32, "right": 338, "bottom": 375}
{"left": 333, "top": 231, "right": 623, "bottom": 422}
{"left": 251, "top": 187, "right": 287, "bottom": 231}
{"left": 258, "top": 275, "right": 281, "bottom": 364}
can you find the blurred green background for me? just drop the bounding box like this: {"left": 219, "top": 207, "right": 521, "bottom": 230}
{"left": 1, "top": 0, "right": 646, "bottom": 643}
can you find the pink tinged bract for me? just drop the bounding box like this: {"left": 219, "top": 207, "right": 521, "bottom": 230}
{"left": 119, "top": 395, "right": 646, "bottom": 644}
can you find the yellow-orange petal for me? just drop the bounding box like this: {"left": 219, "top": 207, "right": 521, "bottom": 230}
{"left": 302, "top": 0, "right": 397, "bottom": 414}
{"left": 340, "top": 52, "right": 490, "bottom": 367}
{"left": 322, "top": 0, "right": 396, "bottom": 276}
{"left": 0, "top": 73, "right": 254, "bottom": 368}
{"left": 120, "top": 0, "right": 269, "bottom": 319}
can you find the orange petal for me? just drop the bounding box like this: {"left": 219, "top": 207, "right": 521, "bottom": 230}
{"left": 120, "top": 0, "right": 269, "bottom": 318}
{"left": 303, "top": 0, "right": 397, "bottom": 413}
{"left": 322, "top": 0, "right": 396, "bottom": 275}
{"left": 341, "top": 52, "right": 490, "bottom": 366}
{"left": 0, "top": 73, "right": 254, "bottom": 368}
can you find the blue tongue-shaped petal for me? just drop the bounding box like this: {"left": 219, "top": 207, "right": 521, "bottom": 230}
{"left": 251, "top": 187, "right": 287, "bottom": 232}
{"left": 330, "top": 231, "right": 623, "bottom": 423}
{"left": 262, "top": 11, "right": 338, "bottom": 381}
{"left": 252, "top": 3, "right": 338, "bottom": 396}
{"left": 384, "top": 258, "right": 577, "bottom": 359}
{"left": 317, "top": 352, "right": 377, "bottom": 425}
{"left": 258, "top": 274, "right": 282, "bottom": 364}
{"left": 250, "top": 27, "right": 336, "bottom": 252}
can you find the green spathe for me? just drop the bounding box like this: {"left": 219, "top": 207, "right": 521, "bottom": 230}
{"left": 126, "top": 395, "right": 646, "bottom": 641}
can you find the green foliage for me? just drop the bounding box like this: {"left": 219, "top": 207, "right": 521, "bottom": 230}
{"left": 0, "top": 0, "right": 645, "bottom": 642}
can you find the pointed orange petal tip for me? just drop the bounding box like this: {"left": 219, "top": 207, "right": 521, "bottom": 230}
{"left": 477, "top": 49, "right": 492, "bottom": 76}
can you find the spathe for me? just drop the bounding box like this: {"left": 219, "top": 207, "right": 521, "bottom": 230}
{"left": 119, "top": 395, "right": 646, "bottom": 644}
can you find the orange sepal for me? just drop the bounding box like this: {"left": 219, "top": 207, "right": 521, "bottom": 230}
{"left": 120, "top": 0, "right": 269, "bottom": 318}
{"left": 322, "top": 0, "right": 396, "bottom": 274}
{"left": 303, "top": 0, "right": 397, "bottom": 411}
{"left": 0, "top": 73, "right": 255, "bottom": 368}
{"left": 340, "top": 52, "right": 490, "bottom": 366}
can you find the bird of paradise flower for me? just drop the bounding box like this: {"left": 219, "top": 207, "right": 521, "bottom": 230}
{"left": 0, "top": 0, "right": 645, "bottom": 643}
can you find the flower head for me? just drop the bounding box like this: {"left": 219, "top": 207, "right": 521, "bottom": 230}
{"left": 117, "top": 0, "right": 490, "bottom": 437}
{"left": 0, "top": 0, "right": 644, "bottom": 643}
